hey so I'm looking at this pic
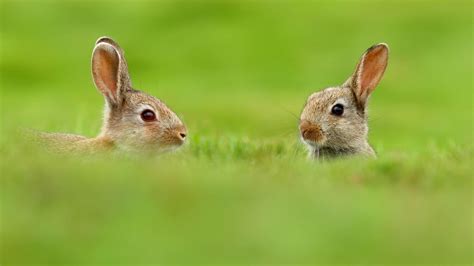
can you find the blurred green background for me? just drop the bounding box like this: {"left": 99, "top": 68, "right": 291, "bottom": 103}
{"left": 1, "top": 0, "right": 472, "bottom": 264}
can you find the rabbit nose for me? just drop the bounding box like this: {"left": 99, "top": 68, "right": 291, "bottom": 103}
{"left": 176, "top": 126, "right": 187, "bottom": 141}
{"left": 299, "top": 121, "right": 323, "bottom": 142}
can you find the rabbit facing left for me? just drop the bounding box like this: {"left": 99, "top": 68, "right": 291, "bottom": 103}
{"left": 34, "top": 37, "right": 187, "bottom": 154}
{"left": 299, "top": 43, "right": 389, "bottom": 159}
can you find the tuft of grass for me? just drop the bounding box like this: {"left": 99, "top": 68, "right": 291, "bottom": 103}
{"left": 1, "top": 136, "right": 473, "bottom": 264}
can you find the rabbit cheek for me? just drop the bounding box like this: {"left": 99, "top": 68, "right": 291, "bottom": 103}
{"left": 141, "top": 123, "right": 160, "bottom": 140}
{"left": 327, "top": 114, "right": 366, "bottom": 148}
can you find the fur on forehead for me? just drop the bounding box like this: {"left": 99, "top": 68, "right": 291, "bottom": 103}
{"left": 123, "top": 89, "right": 176, "bottom": 115}
{"left": 307, "top": 87, "right": 351, "bottom": 105}
{"left": 125, "top": 90, "right": 162, "bottom": 106}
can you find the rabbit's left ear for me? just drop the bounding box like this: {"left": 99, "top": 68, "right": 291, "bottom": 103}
{"left": 91, "top": 37, "right": 131, "bottom": 106}
{"left": 345, "top": 43, "right": 389, "bottom": 108}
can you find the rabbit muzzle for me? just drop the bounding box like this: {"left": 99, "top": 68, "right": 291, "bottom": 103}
{"left": 163, "top": 124, "right": 187, "bottom": 147}
{"left": 299, "top": 120, "right": 326, "bottom": 146}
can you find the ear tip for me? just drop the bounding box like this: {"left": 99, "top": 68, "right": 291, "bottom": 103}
{"left": 372, "top": 43, "right": 389, "bottom": 51}
{"left": 377, "top": 43, "right": 389, "bottom": 52}
{"left": 365, "top": 43, "right": 389, "bottom": 57}
{"left": 96, "top": 36, "right": 115, "bottom": 45}
{"left": 93, "top": 42, "right": 116, "bottom": 54}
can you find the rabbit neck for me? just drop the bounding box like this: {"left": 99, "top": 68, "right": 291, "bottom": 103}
{"left": 318, "top": 141, "right": 375, "bottom": 159}
{"left": 63, "top": 136, "right": 115, "bottom": 154}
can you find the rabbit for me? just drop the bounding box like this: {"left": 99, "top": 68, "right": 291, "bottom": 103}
{"left": 299, "top": 43, "right": 389, "bottom": 159}
{"left": 35, "top": 36, "right": 187, "bottom": 154}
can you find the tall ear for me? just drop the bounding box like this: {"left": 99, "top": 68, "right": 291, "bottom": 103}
{"left": 91, "top": 37, "right": 131, "bottom": 106}
{"left": 344, "top": 43, "right": 389, "bottom": 108}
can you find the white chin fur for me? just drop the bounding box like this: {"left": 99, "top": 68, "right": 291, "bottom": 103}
{"left": 301, "top": 139, "right": 323, "bottom": 160}
{"left": 305, "top": 145, "right": 320, "bottom": 160}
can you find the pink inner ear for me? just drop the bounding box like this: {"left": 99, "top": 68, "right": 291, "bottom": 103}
{"left": 359, "top": 45, "right": 388, "bottom": 94}
{"left": 94, "top": 47, "right": 119, "bottom": 98}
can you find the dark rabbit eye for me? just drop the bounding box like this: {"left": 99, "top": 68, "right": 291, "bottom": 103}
{"left": 140, "top": 109, "right": 156, "bottom": 122}
{"left": 331, "top": 104, "right": 344, "bottom": 116}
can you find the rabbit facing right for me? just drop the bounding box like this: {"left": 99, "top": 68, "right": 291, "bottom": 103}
{"left": 299, "top": 43, "right": 389, "bottom": 159}
{"left": 34, "top": 37, "right": 187, "bottom": 154}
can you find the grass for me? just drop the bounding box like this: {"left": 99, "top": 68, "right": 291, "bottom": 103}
{"left": 1, "top": 0, "right": 473, "bottom": 264}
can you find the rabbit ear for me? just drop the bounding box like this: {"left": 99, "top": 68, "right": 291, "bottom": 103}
{"left": 91, "top": 37, "right": 131, "bottom": 106}
{"left": 345, "top": 43, "right": 389, "bottom": 108}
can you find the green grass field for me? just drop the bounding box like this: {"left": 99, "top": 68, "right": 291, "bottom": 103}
{"left": 1, "top": 0, "right": 473, "bottom": 264}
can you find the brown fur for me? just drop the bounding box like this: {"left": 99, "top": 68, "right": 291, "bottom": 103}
{"left": 36, "top": 37, "right": 187, "bottom": 154}
{"left": 299, "top": 44, "right": 389, "bottom": 159}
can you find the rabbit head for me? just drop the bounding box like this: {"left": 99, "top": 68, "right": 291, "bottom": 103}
{"left": 92, "top": 37, "right": 187, "bottom": 153}
{"left": 299, "top": 44, "right": 389, "bottom": 159}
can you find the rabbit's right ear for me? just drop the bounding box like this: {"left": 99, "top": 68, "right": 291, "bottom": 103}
{"left": 344, "top": 43, "right": 389, "bottom": 109}
{"left": 91, "top": 37, "right": 131, "bottom": 106}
